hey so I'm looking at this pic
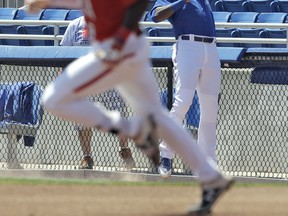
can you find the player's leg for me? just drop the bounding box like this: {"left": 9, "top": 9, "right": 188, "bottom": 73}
{"left": 78, "top": 126, "right": 94, "bottom": 169}
{"left": 158, "top": 41, "right": 203, "bottom": 178}
{"left": 41, "top": 51, "right": 134, "bottom": 131}
{"left": 197, "top": 43, "right": 221, "bottom": 162}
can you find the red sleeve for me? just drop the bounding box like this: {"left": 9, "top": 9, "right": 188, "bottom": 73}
{"left": 121, "top": 0, "right": 137, "bottom": 7}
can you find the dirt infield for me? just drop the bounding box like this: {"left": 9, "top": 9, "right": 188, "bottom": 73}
{"left": 0, "top": 181, "right": 288, "bottom": 216}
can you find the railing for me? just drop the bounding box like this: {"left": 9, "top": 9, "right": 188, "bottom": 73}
{"left": 0, "top": 20, "right": 288, "bottom": 46}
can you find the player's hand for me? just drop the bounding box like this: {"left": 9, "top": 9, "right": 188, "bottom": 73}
{"left": 26, "top": 0, "right": 51, "bottom": 13}
{"left": 96, "top": 27, "right": 132, "bottom": 66}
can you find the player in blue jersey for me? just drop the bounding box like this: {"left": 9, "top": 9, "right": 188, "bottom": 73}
{"left": 149, "top": 0, "right": 223, "bottom": 213}
{"left": 149, "top": 0, "right": 221, "bottom": 175}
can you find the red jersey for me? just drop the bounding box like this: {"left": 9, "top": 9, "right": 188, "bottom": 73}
{"left": 82, "top": 0, "right": 136, "bottom": 41}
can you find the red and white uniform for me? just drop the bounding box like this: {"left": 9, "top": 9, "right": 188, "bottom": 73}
{"left": 41, "top": 0, "right": 221, "bottom": 182}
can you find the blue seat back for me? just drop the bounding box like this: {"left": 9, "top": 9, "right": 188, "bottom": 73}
{"left": 23, "top": 25, "right": 54, "bottom": 46}
{"left": 266, "top": 29, "right": 287, "bottom": 48}
{"left": 41, "top": 9, "right": 69, "bottom": 20}
{"left": 0, "top": 25, "right": 28, "bottom": 46}
{"left": 229, "top": 12, "right": 259, "bottom": 23}
{"left": 66, "top": 10, "right": 83, "bottom": 20}
{"left": 256, "top": 12, "right": 287, "bottom": 23}
{"left": 15, "top": 9, "right": 44, "bottom": 20}
{"left": 0, "top": 8, "right": 18, "bottom": 20}
{"left": 238, "top": 28, "right": 269, "bottom": 48}
{"left": 249, "top": 0, "right": 279, "bottom": 12}
{"left": 215, "top": 0, "right": 252, "bottom": 12}
{"left": 216, "top": 28, "right": 241, "bottom": 47}
{"left": 213, "top": 11, "right": 232, "bottom": 22}
{"left": 278, "top": 0, "right": 288, "bottom": 12}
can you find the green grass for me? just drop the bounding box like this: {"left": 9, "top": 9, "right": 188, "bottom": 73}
{"left": 0, "top": 177, "right": 287, "bottom": 187}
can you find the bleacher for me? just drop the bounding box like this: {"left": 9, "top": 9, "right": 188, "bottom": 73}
{"left": 1, "top": 1, "right": 288, "bottom": 48}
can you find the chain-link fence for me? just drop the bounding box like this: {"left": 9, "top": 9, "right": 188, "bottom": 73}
{"left": 0, "top": 51, "right": 287, "bottom": 180}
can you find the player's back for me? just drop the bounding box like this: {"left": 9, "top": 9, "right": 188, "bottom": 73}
{"left": 83, "top": 0, "right": 137, "bottom": 41}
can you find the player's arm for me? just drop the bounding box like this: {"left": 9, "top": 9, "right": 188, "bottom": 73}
{"left": 151, "top": 0, "right": 189, "bottom": 23}
{"left": 26, "top": 0, "right": 82, "bottom": 13}
{"left": 112, "top": 0, "right": 149, "bottom": 51}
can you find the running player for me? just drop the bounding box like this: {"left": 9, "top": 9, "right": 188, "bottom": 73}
{"left": 26, "top": 0, "right": 234, "bottom": 214}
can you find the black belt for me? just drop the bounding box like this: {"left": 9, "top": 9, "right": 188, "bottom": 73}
{"left": 179, "top": 35, "right": 215, "bottom": 43}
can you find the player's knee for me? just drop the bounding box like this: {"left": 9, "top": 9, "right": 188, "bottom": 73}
{"left": 41, "top": 86, "right": 61, "bottom": 112}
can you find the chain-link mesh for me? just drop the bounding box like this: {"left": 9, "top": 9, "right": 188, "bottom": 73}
{"left": 0, "top": 54, "right": 287, "bottom": 179}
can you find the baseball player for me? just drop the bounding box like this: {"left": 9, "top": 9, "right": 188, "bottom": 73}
{"left": 26, "top": 0, "right": 233, "bottom": 214}
{"left": 149, "top": 0, "right": 222, "bottom": 180}
{"left": 61, "top": 16, "right": 135, "bottom": 170}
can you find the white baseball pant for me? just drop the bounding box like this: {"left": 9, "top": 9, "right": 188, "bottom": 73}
{"left": 160, "top": 38, "right": 221, "bottom": 161}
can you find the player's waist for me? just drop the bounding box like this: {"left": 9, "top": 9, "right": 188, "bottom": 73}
{"left": 177, "top": 34, "right": 216, "bottom": 43}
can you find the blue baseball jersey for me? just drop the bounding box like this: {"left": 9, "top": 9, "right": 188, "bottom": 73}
{"left": 149, "top": 0, "right": 216, "bottom": 38}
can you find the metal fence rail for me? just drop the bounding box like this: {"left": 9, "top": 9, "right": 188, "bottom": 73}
{"left": 0, "top": 20, "right": 288, "bottom": 46}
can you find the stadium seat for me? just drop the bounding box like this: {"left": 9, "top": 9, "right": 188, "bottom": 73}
{"left": 15, "top": 8, "right": 44, "bottom": 20}
{"left": 22, "top": 25, "right": 54, "bottom": 46}
{"left": 141, "top": 11, "right": 150, "bottom": 21}
{"left": 229, "top": 12, "right": 259, "bottom": 23}
{"left": 213, "top": 11, "right": 232, "bottom": 22}
{"left": 237, "top": 28, "right": 269, "bottom": 48}
{"left": 249, "top": 0, "right": 280, "bottom": 12}
{"left": 215, "top": 0, "right": 252, "bottom": 12}
{"left": 277, "top": 0, "right": 288, "bottom": 12}
{"left": 266, "top": 29, "right": 287, "bottom": 47}
{"left": 256, "top": 12, "right": 287, "bottom": 23}
{"left": 0, "top": 25, "right": 27, "bottom": 46}
{"left": 0, "top": 8, "right": 18, "bottom": 20}
{"left": 216, "top": 28, "right": 241, "bottom": 47}
{"left": 41, "top": 9, "right": 70, "bottom": 20}
{"left": 66, "top": 10, "right": 83, "bottom": 20}
{"left": 148, "top": 27, "right": 175, "bottom": 46}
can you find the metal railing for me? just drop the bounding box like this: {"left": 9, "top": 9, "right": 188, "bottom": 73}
{"left": 0, "top": 20, "right": 288, "bottom": 46}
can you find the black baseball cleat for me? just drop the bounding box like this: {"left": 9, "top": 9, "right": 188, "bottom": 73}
{"left": 187, "top": 175, "right": 235, "bottom": 215}
{"left": 134, "top": 115, "right": 160, "bottom": 166}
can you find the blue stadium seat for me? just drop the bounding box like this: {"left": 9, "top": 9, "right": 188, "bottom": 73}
{"left": 148, "top": 27, "right": 175, "bottom": 46}
{"left": 41, "top": 9, "right": 69, "bottom": 20}
{"left": 266, "top": 29, "right": 287, "bottom": 48}
{"left": 249, "top": 0, "right": 280, "bottom": 12}
{"left": 66, "top": 10, "right": 83, "bottom": 20}
{"left": 141, "top": 11, "right": 150, "bottom": 21}
{"left": 229, "top": 12, "right": 259, "bottom": 23}
{"left": 23, "top": 25, "right": 54, "bottom": 46}
{"left": 15, "top": 8, "right": 44, "bottom": 20}
{"left": 256, "top": 12, "right": 287, "bottom": 23}
{"left": 237, "top": 28, "right": 269, "bottom": 48}
{"left": 0, "top": 8, "right": 18, "bottom": 20}
{"left": 277, "top": 0, "right": 288, "bottom": 12}
{"left": 213, "top": 11, "right": 232, "bottom": 22}
{"left": 216, "top": 28, "right": 241, "bottom": 47}
{"left": 215, "top": 0, "right": 252, "bottom": 12}
{"left": 0, "top": 25, "right": 27, "bottom": 46}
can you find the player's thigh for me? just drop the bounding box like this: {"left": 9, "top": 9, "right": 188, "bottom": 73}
{"left": 116, "top": 62, "right": 162, "bottom": 116}
{"left": 174, "top": 41, "right": 203, "bottom": 89}
{"left": 47, "top": 52, "right": 119, "bottom": 102}
{"left": 198, "top": 44, "right": 221, "bottom": 95}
